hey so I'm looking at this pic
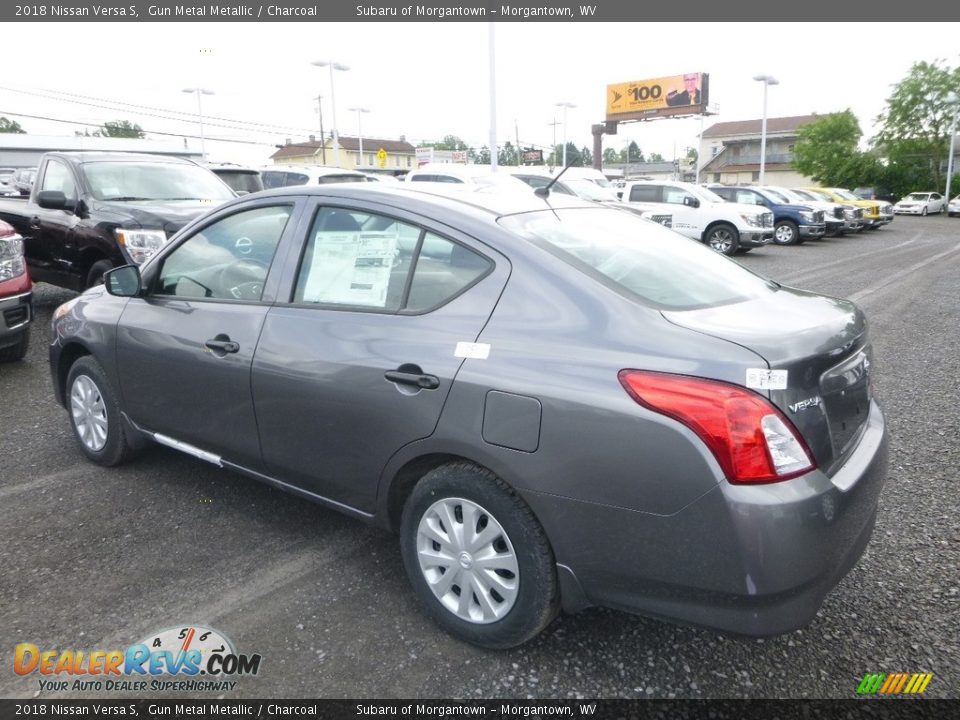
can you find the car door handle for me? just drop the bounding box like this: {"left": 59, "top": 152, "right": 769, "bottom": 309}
{"left": 205, "top": 338, "right": 240, "bottom": 354}
{"left": 384, "top": 369, "right": 440, "bottom": 390}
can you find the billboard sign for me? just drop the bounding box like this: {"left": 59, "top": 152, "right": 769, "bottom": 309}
{"left": 522, "top": 150, "right": 543, "bottom": 163}
{"left": 606, "top": 73, "right": 709, "bottom": 121}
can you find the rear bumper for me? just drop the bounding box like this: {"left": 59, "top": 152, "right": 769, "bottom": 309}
{"left": 0, "top": 290, "right": 32, "bottom": 348}
{"left": 526, "top": 400, "right": 888, "bottom": 635}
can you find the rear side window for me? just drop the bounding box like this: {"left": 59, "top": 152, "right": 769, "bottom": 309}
{"left": 410, "top": 174, "right": 463, "bottom": 183}
{"left": 293, "top": 207, "right": 491, "bottom": 312}
{"left": 262, "top": 171, "right": 286, "bottom": 189}
{"left": 284, "top": 173, "right": 309, "bottom": 187}
{"left": 316, "top": 174, "right": 366, "bottom": 184}
{"left": 628, "top": 185, "right": 660, "bottom": 202}
{"left": 500, "top": 208, "right": 777, "bottom": 311}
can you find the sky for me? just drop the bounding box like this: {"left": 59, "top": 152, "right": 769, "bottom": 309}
{"left": 2, "top": 21, "right": 958, "bottom": 167}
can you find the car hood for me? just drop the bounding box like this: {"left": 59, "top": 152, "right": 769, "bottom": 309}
{"left": 663, "top": 285, "right": 870, "bottom": 473}
{"left": 94, "top": 199, "right": 224, "bottom": 235}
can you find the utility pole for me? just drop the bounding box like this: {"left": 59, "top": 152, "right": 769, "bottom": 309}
{"left": 314, "top": 95, "right": 327, "bottom": 165}
{"left": 547, "top": 118, "right": 560, "bottom": 166}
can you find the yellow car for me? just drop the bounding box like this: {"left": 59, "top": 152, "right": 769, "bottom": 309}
{"left": 802, "top": 188, "right": 893, "bottom": 229}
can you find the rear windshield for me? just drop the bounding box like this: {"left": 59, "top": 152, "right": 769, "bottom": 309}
{"left": 499, "top": 208, "right": 778, "bottom": 311}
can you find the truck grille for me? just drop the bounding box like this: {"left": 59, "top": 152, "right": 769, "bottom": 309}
{"left": 833, "top": 207, "right": 844, "bottom": 219}
{"left": 651, "top": 214, "right": 672, "bottom": 228}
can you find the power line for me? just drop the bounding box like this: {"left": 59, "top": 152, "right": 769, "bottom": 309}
{"left": 0, "top": 109, "right": 276, "bottom": 147}
{"left": 0, "top": 85, "right": 318, "bottom": 138}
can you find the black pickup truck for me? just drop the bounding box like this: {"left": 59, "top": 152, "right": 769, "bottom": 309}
{"left": 0, "top": 152, "right": 236, "bottom": 290}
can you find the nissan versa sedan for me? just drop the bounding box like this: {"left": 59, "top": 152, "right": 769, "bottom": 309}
{"left": 49, "top": 184, "right": 887, "bottom": 649}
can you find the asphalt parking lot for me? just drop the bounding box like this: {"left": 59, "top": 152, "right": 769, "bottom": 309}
{"left": 1, "top": 215, "right": 958, "bottom": 700}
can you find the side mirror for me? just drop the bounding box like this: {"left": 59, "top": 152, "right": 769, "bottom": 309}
{"left": 683, "top": 196, "right": 700, "bottom": 208}
{"left": 104, "top": 265, "right": 142, "bottom": 297}
{"left": 37, "top": 190, "right": 73, "bottom": 211}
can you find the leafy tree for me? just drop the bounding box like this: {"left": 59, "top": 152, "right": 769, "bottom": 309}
{"left": 428, "top": 135, "right": 470, "bottom": 151}
{"left": 874, "top": 59, "right": 960, "bottom": 189}
{"left": 0, "top": 117, "right": 26, "bottom": 133}
{"left": 602, "top": 147, "right": 620, "bottom": 164}
{"left": 792, "top": 110, "right": 864, "bottom": 184}
{"left": 98, "top": 120, "right": 145, "bottom": 138}
{"left": 498, "top": 140, "right": 518, "bottom": 166}
{"left": 627, "top": 141, "right": 643, "bottom": 163}
{"left": 649, "top": 152, "right": 665, "bottom": 162}
{"left": 685, "top": 147, "right": 698, "bottom": 162}
{"left": 476, "top": 146, "right": 491, "bottom": 165}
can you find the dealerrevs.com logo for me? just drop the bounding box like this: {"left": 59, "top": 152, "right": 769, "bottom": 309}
{"left": 857, "top": 672, "right": 933, "bottom": 695}
{"left": 14, "top": 625, "right": 262, "bottom": 693}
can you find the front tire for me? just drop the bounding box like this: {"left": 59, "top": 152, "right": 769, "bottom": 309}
{"left": 921, "top": 206, "right": 928, "bottom": 216}
{"left": 400, "top": 462, "right": 559, "bottom": 649}
{"left": 0, "top": 328, "right": 29, "bottom": 362}
{"left": 704, "top": 223, "right": 740, "bottom": 256}
{"left": 66, "top": 356, "right": 137, "bottom": 466}
{"left": 773, "top": 220, "right": 800, "bottom": 245}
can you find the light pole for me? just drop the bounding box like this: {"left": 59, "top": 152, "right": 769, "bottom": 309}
{"left": 945, "top": 92, "right": 958, "bottom": 203}
{"left": 313, "top": 95, "right": 326, "bottom": 164}
{"left": 348, "top": 107, "right": 370, "bottom": 169}
{"left": 752, "top": 75, "right": 779, "bottom": 186}
{"left": 556, "top": 101, "right": 576, "bottom": 167}
{"left": 547, "top": 118, "right": 560, "bottom": 166}
{"left": 182, "top": 87, "right": 214, "bottom": 160}
{"left": 311, "top": 60, "right": 350, "bottom": 168}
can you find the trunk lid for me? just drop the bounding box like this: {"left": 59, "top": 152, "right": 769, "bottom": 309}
{"left": 663, "top": 286, "right": 872, "bottom": 473}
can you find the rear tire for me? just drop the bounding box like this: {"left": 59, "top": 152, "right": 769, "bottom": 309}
{"left": 400, "top": 462, "right": 559, "bottom": 649}
{"left": 0, "top": 327, "right": 29, "bottom": 362}
{"left": 704, "top": 223, "right": 740, "bottom": 256}
{"left": 66, "top": 356, "right": 138, "bottom": 466}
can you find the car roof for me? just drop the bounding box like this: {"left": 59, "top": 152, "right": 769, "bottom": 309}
{"left": 262, "top": 164, "right": 366, "bottom": 177}
{"left": 247, "top": 181, "right": 597, "bottom": 218}
{"left": 52, "top": 152, "right": 196, "bottom": 165}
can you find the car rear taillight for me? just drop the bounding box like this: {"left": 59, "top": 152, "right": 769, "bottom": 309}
{"left": 618, "top": 370, "right": 815, "bottom": 484}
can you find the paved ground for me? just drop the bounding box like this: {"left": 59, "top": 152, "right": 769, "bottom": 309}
{"left": 1, "top": 215, "right": 958, "bottom": 700}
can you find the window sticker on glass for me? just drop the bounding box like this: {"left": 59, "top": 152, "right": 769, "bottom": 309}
{"left": 302, "top": 231, "right": 398, "bottom": 307}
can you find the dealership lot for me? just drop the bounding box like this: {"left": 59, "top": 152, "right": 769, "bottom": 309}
{"left": 1, "top": 216, "right": 958, "bottom": 699}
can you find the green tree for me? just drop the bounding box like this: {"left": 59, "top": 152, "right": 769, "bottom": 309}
{"left": 98, "top": 120, "right": 145, "bottom": 138}
{"left": 0, "top": 117, "right": 26, "bottom": 133}
{"left": 792, "top": 110, "right": 866, "bottom": 185}
{"left": 580, "top": 146, "right": 592, "bottom": 167}
{"left": 498, "top": 140, "right": 518, "bottom": 166}
{"left": 649, "top": 152, "right": 665, "bottom": 162}
{"left": 428, "top": 135, "right": 470, "bottom": 151}
{"left": 685, "top": 147, "right": 698, "bottom": 162}
{"left": 476, "top": 146, "right": 491, "bottom": 165}
{"left": 874, "top": 59, "right": 960, "bottom": 190}
{"left": 602, "top": 147, "right": 620, "bottom": 164}
{"left": 619, "top": 141, "right": 643, "bottom": 163}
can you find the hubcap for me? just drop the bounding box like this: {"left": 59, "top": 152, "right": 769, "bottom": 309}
{"left": 70, "top": 375, "right": 108, "bottom": 452}
{"left": 775, "top": 225, "right": 794, "bottom": 243}
{"left": 709, "top": 231, "right": 733, "bottom": 252}
{"left": 416, "top": 497, "right": 519, "bottom": 624}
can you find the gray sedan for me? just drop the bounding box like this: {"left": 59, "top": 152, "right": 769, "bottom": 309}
{"left": 49, "top": 183, "right": 887, "bottom": 649}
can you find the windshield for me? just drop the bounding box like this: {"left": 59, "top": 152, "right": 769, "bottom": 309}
{"left": 689, "top": 185, "right": 726, "bottom": 203}
{"left": 499, "top": 208, "right": 778, "bottom": 311}
{"left": 84, "top": 162, "right": 236, "bottom": 202}
{"left": 832, "top": 188, "right": 859, "bottom": 201}
{"left": 762, "top": 187, "right": 793, "bottom": 204}
{"left": 771, "top": 187, "right": 812, "bottom": 204}
{"left": 564, "top": 178, "right": 619, "bottom": 201}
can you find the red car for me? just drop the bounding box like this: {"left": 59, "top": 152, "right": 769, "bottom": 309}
{"left": 0, "top": 218, "right": 32, "bottom": 361}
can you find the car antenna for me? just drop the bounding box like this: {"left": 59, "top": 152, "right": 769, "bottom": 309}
{"left": 535, "top": 160, "right": 575, "bottom": 198}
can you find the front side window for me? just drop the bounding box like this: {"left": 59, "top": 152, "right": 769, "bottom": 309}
{"left": 41, "top": 160, "right": 77, "bottom": 199}
{"left": 663, "top": 186, "right": 695, "bottom": 205}
{"left": 500, "top": 208, "right": 777, "bottom": 311}
{"left": 294, "top": 207, "right": 491, "bottom": 312}
{"left": 155, "top": 205, "right": 292, "bottom": 301}
{"left": 735, "top": 190, "right": 764, "bottom": 206}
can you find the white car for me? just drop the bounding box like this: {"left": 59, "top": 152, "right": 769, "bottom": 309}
{"left": 948, "top": 194, "right": 960, "bottom": 217}
{"left": 260, "top": 165, "right": 368, "bottom": 189}
{"left": 893, "top": 192, "right": 946, "bottom": 216}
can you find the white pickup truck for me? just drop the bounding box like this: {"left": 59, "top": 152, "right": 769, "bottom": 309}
{"left": 621, "top": 180, "right": 774, "bottom": 255}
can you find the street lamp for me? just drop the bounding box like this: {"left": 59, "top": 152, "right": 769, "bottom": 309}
{"left": 311, "top": 60, "right": 350, "bottom": 167}
{"left": 348, "top": 107, "right": 370, "bottom": 169}
{"left": 182, "top": 87, "right": 214, "bottom": 160}
{"left": 752, "top": 75, "right": 779, "bottom": 185}
{"left": 946, "top": 92, "right": 958, "bottom": 203}
{"left": 555, "top": 101, "right": 576, "bottom": 167}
